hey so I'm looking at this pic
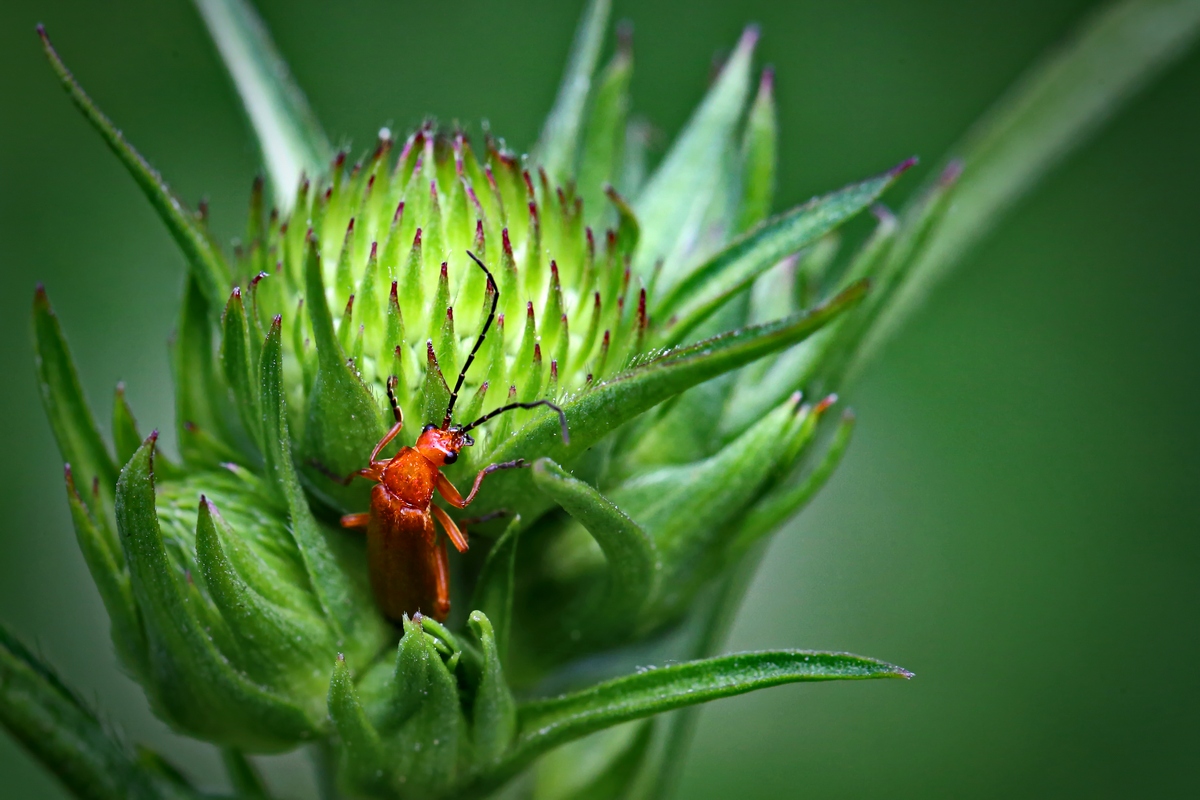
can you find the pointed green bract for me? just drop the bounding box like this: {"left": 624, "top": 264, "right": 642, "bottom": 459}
{"left": 32, "top": 287, "right": 117, "bottom": 519}
{"left": 470, "top": 515, "right": 523, "bottom": 658}
{"left": 485, "top": 281, "right": 866, "bottom": 480}
{"left": 531, "top": 458, "right": 659, "bottom": 625}
{"left": 736, "top": 70, "right": 778, "bottom": 233}
{"left": 38, "top": 27, "right": 232, "bottom": 314}
{"left": 192, "top": 0, "right": 333, "bottom": 206}
{"left": 116, "top": 434, "right": 319, "bottom": 751}
{"left": 469, "top": 612, "right": 517, "bottom": 764}
{"left": 579, "top": 37, "right": 633, "bottom": 228}
{"left": 633, "top": 26, "right": 758, "bottom": 282}
{"left": 300, "top": 237, "right": 387, "bottom": 482}
{"left": 535, "top": 0, "right": 612, "bottom": 183}
{"left": 654, "top": 159, "right": 913, "bottom": 346}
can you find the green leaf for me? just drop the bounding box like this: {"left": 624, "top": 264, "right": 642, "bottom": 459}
{"left": 194, "top": 494, "right": 332, "bottom": 690}
{"left": 485, "top": 281, "right": 866, "bottom": 487}
{"left": 469, "top": 515, "right": 523, "bottom": 659}
{"left": 654, "top": 159, "right": 913, "bottom": 346}
{"left": 260, "top": 317, "right": 387, "bottom": 664}
{"left": 300, "top": 237, "right": 386, "bottom": 485}
{"left": 483, "top": 650, "right": 910, "bottom": 787}
{"left": 387, "top": 615, "right": 467, "bottom": 792}
{"left": 736, "top": 69, "right": 778, "bottom": 233}
{"left": 220, "top": 287, "right": 263, "bottom": 452}
{"left": 535, "top": 0, "right": 612, "bottom": 183}
{"left": 632, "top": 26, "right": 758, "bottom": 282}
{"left": 854, "top": 0, "right": 1200, "bottom": 377}
{"left": 172, "top": 276, "right": 241, "bottom": 468}
{"left": 0, "top": 622, "right": 201, "bottom": 800}
{"left": 115, "top": 434, "right": 318, "bottom": 750}
{"left": 32, "top": 287, "right": 118, "bottom": 520}
{"left": 733, "top": 410, "right": 857, "bottom": 560}
{"left": 192, "top": 0, "right": 332, "bottom": 206}
{"left": 62, "top": 465, "right": 145, "bottom": 680}
{"left": 112, "top": 384, "right": 143, "bottom": 468}
{"left": 468, "top": 612, "right": 517, "bottom": 765}
{"left": 579, "top": 34, "right": 633, "bottom": 228}
{"left": 38, "top": 27, "right": 232, "bottom": 315}
{"left": 327, "top": 655, "right": 390, "bottom": 796}
{"left": 530, "top": 459, "right": 659, "bottom": 624}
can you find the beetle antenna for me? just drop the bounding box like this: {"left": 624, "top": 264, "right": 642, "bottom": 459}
{"left": 460, "top": 399, "right": 570, "bottom": 445}
{"left": 443, "top": 250, "right": 497, "bottom": 429}
{"left": 386, "top": 375, "right": 402, "bottom": 423}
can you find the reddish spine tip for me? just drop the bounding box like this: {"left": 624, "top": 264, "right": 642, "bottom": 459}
{"left": 593, "top": 291, "right": 602, "bottom": 309}
{"left": 343, "top": 295, "right": 355, "bottom": 315}
{"left": 427, "top": 340, "right": 438, "bottom": 360}
{"left": 502, "top": 228, "right": 514, "bottom": 256}
{"left": 940, "top": 159, "right": 965, "bottom": 186}
{"left": 393, "top": 200, "right": 405, "bottom": 223}
{"left": 440, "top": 262, "right": 449, "bottom": 279}
{"left": 533, "top": 343, "right": 542, "bottom": 361}
{"left": 369, "top": 241, "right": 379, "bottom": 258}
{"left": 390, "top": 280, "right": 399, "bottom": 302}
{"left": 446, "top": 306, "right": 454, "bottom": 322}
{"left": 740, "top": 23, "right": 762, "bottom": 49}
{"left": 271, "top": 314, "right": 282, "bottom": 329}
{"left": 526, "top": 301, "right": 535, "bottom": 319}
{"left": 430, "top": 181, "right": 439, "bottom": 201}
{"left": 522, "top": 170, "right": 536, "bottom": 198}
{"left": 334, "top": 151, "right": 347, "bottom": 169}
{"left": 346, "top": 217, "right": 356, "bottom": 233}
{"left": 892, "top": 156, "right": 919, "bottom": 176}
{"left": 414, "top": 228, "right": 423, "bottom": 247}
{"left": 550, "top": 261, "right": 560, "bottom": 279}
{"left": 148, "top": 429, "right": 159, "bottom": 443}
{"left": 760, "top": 65, "right": 775, "bottom": 92}
{"left": 815, "top": 393, "right": 839, "bottom": 414}
{"left": 231, "top": 286, "right": 242, "bottom": 299}
{"left": 550, "top": 360, "right": 559, "bottom": 379}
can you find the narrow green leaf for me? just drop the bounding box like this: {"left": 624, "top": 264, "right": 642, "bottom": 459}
{"left": 468, "top": 612, "right": 517, "bottom": 765}
{"left": 736, "top": 69, "right": 778, "bottom": 233}
{"left": 115, "top": 434, "right": 317, "bottom": 750}
{"left": 327, "top": 655, "right": 390, "bottom": 796}
{"left": 485, "top": 650, "right": 910, "bottom": 786}
{"left": 654, "top": 159, "right": 913, "bottom": 346}
{"left": 260, "top": 317, "right": 387, "bottom": 662}
{"left": 32, "top": 287, "right": 117, "bottom": 518}
{"left": 300, "top": 237, "right": 386, "bottom": 482}
{"left": 172, "top": 276, "right": 241, "bottom": 468}
{"left": 38, "top": 27, "right": 232, "bottom": 313}
{"left": 63, "top": 465, "right": 145, "bottom": 680}
{"left": 530, "top": 459, "right": 659, "bottom": 623}
{"left": 855, "top": 0, "right": 1200, "bottom": 376}
{"left": 194, "top": 495, "right": 332, "bottom": 688}
{"left": 111, "top": 384, "right": 143, "bottom": 468}
{"left": 733, "top": 410, "right": 857, "bottom": 558}
{"left": 535, "top": 0, "right": 612, "bottom": 183}
{"left": 0, "top": 622, "right": 200, "bottom": 800}
{"left": 579, "top": 35, "right": 634, "bottom": 228}
{"left": 633, "top": 26, "right": 758, "bottom": 281}
{"left": 388, "top": 615, "right": 466, "bottom": 792}
{"left": 486, "top": 282, "right": 866, "bottom": 481}
{"left": 220, "top": 287, "right": 263, "bottom": 451}
{"left": 470, "top": 515, "right": 522, "bottom": 659}
{"left": 192, "top": 0, "right": 332, "bottom": 206}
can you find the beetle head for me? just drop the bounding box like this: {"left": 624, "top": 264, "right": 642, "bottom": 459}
{"left": 416, "top": 423, "right": 474, "bottom": 466}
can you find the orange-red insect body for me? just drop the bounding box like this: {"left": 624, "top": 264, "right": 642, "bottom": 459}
{"left": 340, "top": 253, "right": 568, "bottom": 622}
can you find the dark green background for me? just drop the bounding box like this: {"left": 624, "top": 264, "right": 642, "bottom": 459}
{"left": 2, "top": 0, "right": 1198, "bottom": 796}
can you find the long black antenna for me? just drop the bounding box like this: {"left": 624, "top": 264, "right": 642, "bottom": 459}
{"left": 443, "top": 251, "right": 498, "bottom": 429}
{"left": 461, "top": 399, "right": 570, "bottom": 445}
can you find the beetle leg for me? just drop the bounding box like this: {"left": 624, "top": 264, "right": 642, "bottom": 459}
{"left": 369, "top": 419, "right": 405, "bottom": 463}
{"left": 430, "top": 537, "right": 452, "bottom": 621}
{"left": 436, "top": 459, "right": 528, "bottom": 509}
{"left": 340, "top": 512, "right": 371, "bottom": 529}
{"left": 431, "top": 505, "right": 469, "bottom": 552}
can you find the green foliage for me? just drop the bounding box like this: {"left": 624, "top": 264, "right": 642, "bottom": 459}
{"left": 13, "top": 0, "right": 1200, "bottom": 797}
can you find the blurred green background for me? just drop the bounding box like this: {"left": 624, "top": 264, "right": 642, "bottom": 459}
{"left": 2, "top": 0, "right": 1198, "bottom": 797}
